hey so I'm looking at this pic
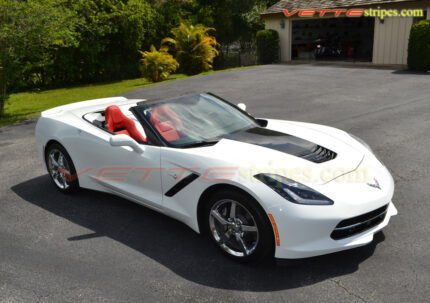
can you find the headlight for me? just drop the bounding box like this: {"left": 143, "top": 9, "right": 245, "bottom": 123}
{"left": 254, "top": 174, "right": 334, "bottom": 205}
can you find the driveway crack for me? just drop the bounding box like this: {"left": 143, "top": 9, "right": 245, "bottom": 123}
{"left": 330, "top": 279, "right": 369, "bottom": 303}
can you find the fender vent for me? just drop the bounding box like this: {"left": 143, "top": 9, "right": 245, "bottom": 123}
{"left": 165, "top": 173, "right": 199, "bottom": 197}
{"left": 302, "top": 145, "right": 337, "bottom": 163}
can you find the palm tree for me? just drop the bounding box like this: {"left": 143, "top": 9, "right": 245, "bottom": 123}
{"left": 162, "top": 22, "right": 219, "bottom": 75}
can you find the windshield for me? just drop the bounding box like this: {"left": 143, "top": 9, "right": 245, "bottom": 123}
{"left": 135, "top": 93, "right": 257, "bottom": 147}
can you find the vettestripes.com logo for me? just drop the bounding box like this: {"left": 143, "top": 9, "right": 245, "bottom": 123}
{"left": 282, "top": 7, "right": 425, "bottom": 20}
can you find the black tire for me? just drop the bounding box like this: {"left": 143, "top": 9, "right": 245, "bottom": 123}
{"left": 203, "top": 189, "right": 275, "bottom": 263}
{"left": 45, "top": 142, "right": 79, "bottom": 194}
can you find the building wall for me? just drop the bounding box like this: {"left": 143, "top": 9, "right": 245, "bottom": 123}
{"left": 263, "top": 1, "right": 430, "bottom": 65}
{"left": 264, "top": 16, "right": 292, "bottom": 62}
{"left": 372, "top": 17, "right": 413, "bottom": 65}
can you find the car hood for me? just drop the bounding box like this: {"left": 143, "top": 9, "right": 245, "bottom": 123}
{"left": 184, "top": 119, "right": 365, "bottom": 186}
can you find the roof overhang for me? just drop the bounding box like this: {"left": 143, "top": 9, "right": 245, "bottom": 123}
{"left": 262, "top": 0, "right": 420, "bottom": 15}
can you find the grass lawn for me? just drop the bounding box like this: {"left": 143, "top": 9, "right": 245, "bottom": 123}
{"left": 0, "top": 66, "right": 254, "bottom": 128}
{"left": 0, "top": 74, "right": 188, "bottom": 127}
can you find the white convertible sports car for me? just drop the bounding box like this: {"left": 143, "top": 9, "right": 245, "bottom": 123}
{"left": 35, "top": 93, "right": 397, "bottom": 262}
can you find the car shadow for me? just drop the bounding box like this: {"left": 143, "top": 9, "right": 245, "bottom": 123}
{"left": 12, "top": 175, "right": 385, "bottom": 292}
{"left": 391, "top": 69, "right": 430, "bottom": 75}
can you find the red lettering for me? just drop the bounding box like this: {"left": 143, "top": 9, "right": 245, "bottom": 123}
{"left": 201, "top": 167, "right": 239, "bottom": 181}
{"left": 134, "top": 167, "right": 162, "bottom": 183}
{"left": 96, "top": 167, "right": 130, "bottom": 182}
{"left": 298, "top": 9, "right": 316, "bottom": 17}
{"left": 332, "top": 9, "right": 347, "bottom": 17}
{"left": 282, "top": 9, "right": 298, "bottom": 17}
{"left": 317, "top": 9, "right": 332, "bottom": 17}
{"left": 66, "top": 166, "right": 94, "bottom": 182}
{"left": 346, "top": 8, "right": 365, "bottom": 17}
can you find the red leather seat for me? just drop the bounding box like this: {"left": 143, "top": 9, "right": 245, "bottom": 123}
{"left": 105, "top": 105, "right": 147, "bottom": 142}
{"left": 150, "top": 105, "right": 183, "bottom": 142}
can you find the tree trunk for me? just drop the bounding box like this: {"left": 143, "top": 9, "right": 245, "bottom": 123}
{"left": 0, "top": 82, "right": 7, "bottom": 117}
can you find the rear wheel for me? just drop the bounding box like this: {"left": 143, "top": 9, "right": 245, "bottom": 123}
{"left": 45, "top": 143, "right": 79, "bottom": 193}
{"left": 203, "top": 190, "right": 274, "bottom": 263}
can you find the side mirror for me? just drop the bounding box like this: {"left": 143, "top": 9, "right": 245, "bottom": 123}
{"left": 237, "top": 103, "right": 247, "bottom": 112}
{"left": 256, "top": 118, "right": 268, "bottom": 127}
{"left": 109, "top": 134, "right": 145, "bottom": 154}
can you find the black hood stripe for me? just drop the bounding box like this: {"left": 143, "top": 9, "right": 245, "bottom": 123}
{"left": 224, "top": 127, "right": 336, "bottom": 163}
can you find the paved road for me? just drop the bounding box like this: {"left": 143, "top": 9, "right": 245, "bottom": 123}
{"left": 1, "top": 65, "right": 429, "bottom": 303}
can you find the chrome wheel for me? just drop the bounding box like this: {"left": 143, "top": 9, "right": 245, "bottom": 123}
{"left": 209, "top": 199, "right": 259, "bottom": 257}
{"left": 47, "top": 149, "right": 71, "bottom": 190}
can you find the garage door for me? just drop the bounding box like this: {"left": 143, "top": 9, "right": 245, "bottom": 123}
{"left": 292, "top": 17, "right": 375, "bottom": 62}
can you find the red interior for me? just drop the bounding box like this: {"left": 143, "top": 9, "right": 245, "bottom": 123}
{"left": 105, "top": 105, "right": 147, "bottom": 142}
{"left": 150, "top": 105, "right": 183, "bottom": 142}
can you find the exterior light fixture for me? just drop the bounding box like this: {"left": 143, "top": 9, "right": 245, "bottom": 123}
{"left": 280, "top": 18, "right": 286, "bottom": 29}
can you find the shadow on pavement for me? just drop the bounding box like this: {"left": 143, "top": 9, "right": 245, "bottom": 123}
{"left": 391, "top": 69, "right": 430, "bottom": 75}
{"left": 12, "top": 175, "right": 385, "bottom": 292}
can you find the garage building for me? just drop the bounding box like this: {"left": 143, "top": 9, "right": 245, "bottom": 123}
{"left": 262, "top": 0, "right": 430, "bottom": 66}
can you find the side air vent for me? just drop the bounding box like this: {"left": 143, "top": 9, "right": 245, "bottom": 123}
{"left": 165, "top": 173, "right": 199, "bottom": 197}
{"left": 302, "top": 145, "right": 337, "bottom": 163}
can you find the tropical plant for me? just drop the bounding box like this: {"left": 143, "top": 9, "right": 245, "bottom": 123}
{"left": 140, "top": 46, "right": 179, "bottom": 82}
{"left": 162, "top": 22, "right": 219, "bottom": 75}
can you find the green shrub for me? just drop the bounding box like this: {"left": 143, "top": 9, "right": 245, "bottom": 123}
{"left": 408, "top": 20, "right": 430, "bottom": 71}
{"left": 256, "top": 29, "right": 279, "bottom": 64}
{"left": 140, "top": 46, "right": 179, "bottom": 82}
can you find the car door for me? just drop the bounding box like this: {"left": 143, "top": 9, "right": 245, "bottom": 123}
{"left": 71, "top": 124, "right": 163, "bottom": 211}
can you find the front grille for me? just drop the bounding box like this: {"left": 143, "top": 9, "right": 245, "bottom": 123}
{"left": 331, "top": 204, "right": 389, "bottom": 240}
{"left": 302, "top": 145, "right": 337, "bottom": 163}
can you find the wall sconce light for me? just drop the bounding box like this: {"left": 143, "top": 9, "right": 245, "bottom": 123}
{"left": 378, "top": 17, "right": 385, "bottom": 24}
{"left": 280, "top": 18, "right": 286, "bottom": 29}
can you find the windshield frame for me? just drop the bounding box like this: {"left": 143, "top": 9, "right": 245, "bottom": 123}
{"left": 131, "top": 92, "right": 259, "bottom": 148}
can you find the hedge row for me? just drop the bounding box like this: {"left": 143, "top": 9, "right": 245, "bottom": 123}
{"left": 256, "top": 29, "right": 279, "bottom": 64}
{"left": 408, "top": 20, "right": 430, "bottom": 71}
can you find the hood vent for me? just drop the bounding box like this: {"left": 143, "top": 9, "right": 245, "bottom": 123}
{"left": 302, "top": 145, "right": 337, "bottom": 163}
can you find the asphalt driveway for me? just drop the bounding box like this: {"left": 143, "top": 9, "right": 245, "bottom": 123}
{"left": 1, "top": 64, "right": 429, "bottom": 303}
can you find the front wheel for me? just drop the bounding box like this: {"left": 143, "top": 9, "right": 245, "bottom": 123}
{"left": 203, "top": 190, "right": 275, "bottom": 263}
{"left": 45, "top": 143, "right": 79, "bottom": 193}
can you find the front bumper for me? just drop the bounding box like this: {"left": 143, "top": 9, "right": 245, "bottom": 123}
{"left": 270, "top": 201, "right": 397, "bottom": 259}
{"left": 263, "top": 154, "right": 397, "bottom": 259}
